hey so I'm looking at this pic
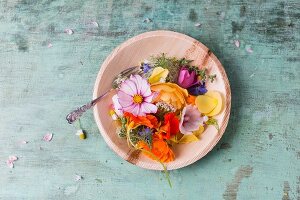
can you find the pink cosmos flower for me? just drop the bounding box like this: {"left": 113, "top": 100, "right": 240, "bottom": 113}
{"left": 177, "top": 68, "right": 198, "bottom": 88}
{"left": 179, "top": 105, "right": 202, "bottom": 134}
{"left": 117, "top": 75, "right": 157, "bottom": 116}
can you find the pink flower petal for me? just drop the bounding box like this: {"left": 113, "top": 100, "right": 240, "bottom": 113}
{"left": 75, "top": 174, "right": 82, "bottom": 181}
{"left": 122, "top": 103, "right": 137, "bottom": 113}
{"left": 91, "top": 21, "right": 98, "bottom": 27}
{"left": 179, "top": 105, "right": 201, "bottom": 134}
{"left": 43, "top": 133, "right": 53, "bottom": 142}
{"left": 131, "top": 104, "right": 141, "bottom": 116}
{"left": 6, "top": 160, "right": 14, "bottom": 168}
{"left": 117, "top": 91, "right": 133, "bottom": 107}
{"left": 48, "top": 43, "right": 53, "bottom": 48}
{"left": 9, "top": 155, "right": 18, "bottom": 161}
{"left": 141, "top": 102, "right": 157, "bottom": 114}
{"left": 119, "top": 79, "right": 137, "bottom": 96}
{"left": 234, "top": 40, "right": 240, "bottom": 48}
{"left": 132, "top": 75, "right": 144, "bottom": 94}
{"left": 246, "top": 47, "right": 253, "bottom": 53}
{"left": 64, "top": 29, "right": 74, "bottom": 35}
{"left": 143, "top": 93, "right": 155, "bottom": 103}
{"left": 112, "top": 94, "right": 123, "bottom": 116}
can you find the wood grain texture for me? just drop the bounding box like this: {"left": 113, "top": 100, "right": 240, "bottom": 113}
{"left": 0, "top": 0, "right": 299, "bottom": 199}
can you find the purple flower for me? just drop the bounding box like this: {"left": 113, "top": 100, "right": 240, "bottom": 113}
{"left": 177, "top": 68, "right": 198, "bottom": 88}
{"left": 187, "top": 82, "right": 207, "bottom": 96}
{"left": 138, "top": 127, "right": 152, "bottom": 136}
{"left": 141, "top": 63, "right": 151, "bottom": 73}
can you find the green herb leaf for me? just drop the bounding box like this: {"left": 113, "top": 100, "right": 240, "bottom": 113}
{"left": 117, "top": 117, "right": 127, "bottom": 138}
{"left": 208, "top": 74, "right": 217, "bottom": 83}
{"left": 150, "top": 53, "right": 190, "bottom": 82}
{"left": 206, "top": 118, "right": 220, "bottom": 131}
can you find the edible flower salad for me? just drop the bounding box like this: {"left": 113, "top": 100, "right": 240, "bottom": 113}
{"left": 109, "top": 54, "right": 223, "bottom": 165}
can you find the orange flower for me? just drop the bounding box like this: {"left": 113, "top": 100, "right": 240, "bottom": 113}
{"left": 159, "top": 112, "right": 180, "bottom": 139}
{"left": 186, "top": 95, "right": 196, "bottom": 105}
{"left": 137, "top": 134, "right": 175, "bottom": 163}
{"left": 124, "top": 112, "right": 158, "bottom": 129}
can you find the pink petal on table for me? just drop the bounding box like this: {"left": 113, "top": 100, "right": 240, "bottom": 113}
{"left": 75, "top": 175, "right": 82, "bottom": 181}
{"left": 234, "top": 40, "right": 240, "bottom": 48}
{"left": 47, "top": 43, "right": 53, "bottom": 48}
{"left": 6, "top": 160, "right": 14, "bottom": 168}
{"left": 64, "top": 29, "right": 74, "bottom": 35}
{"left": 43, "top": 133, "right": 53, "bottom": 142}
{"left": 246, "top": 47, "right": 253, "bottom": 53}
{"left": 9, "top": 155, "right": 18, "bottom": 161}
{"left": 91, "top": 21, "right": 98, "bottom": 27}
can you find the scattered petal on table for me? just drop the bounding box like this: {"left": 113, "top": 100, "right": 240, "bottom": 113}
{"left": 246, "top": 46, "right": 253, "bottom": 53}
{"left": 20, "top": 141, "right": 28, "bottom": 144}
{"left": 194, "top": 23, "right": 201, "bottom": 27}
{"left": 75, "top": 174, "right": 82, "bottom": 181}
{"left": 43, "top": 133, "right": 53, "bottom": 142}
{"left": 9, "top": 155, "right": 18, "bottom": 161}
{"left": 6, "top": 160, "right": 14, "bottom": 168}
{"left": 47, "top": 43, "right": 53, "bottom": 48}
{"left": 234, "top": 40, "right": 240, "bottom": 48}
{"left": 64, "top": 29, "right": 74, "bottom": 35}
{"left": 91, "top": 21, "right": 99, "bottom": 27}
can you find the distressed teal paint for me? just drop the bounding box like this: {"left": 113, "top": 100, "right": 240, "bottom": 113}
{"left": 0, "top": 0, "right": 299, "bottom": 199}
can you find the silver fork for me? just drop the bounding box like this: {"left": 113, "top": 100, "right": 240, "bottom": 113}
{"left": 66, "top": 66, "right": 143, "bottom": 124}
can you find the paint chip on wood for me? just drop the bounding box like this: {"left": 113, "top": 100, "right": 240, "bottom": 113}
{"left": 223, "top": 165, "right": 253, "bottom": 200}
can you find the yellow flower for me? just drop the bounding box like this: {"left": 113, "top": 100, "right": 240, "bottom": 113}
{"left": 148, "top": 67, "right": 169, "bottom": 84}
{"left": 195, "top": 91, "right": 224, "bottom": 116}
{"left": 151, "top": 82, "right": 188, "bottom": 110}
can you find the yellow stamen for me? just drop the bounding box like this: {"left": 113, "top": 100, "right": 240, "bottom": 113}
{"left": 133, "top": 94, "right": 143, "bottom": 104}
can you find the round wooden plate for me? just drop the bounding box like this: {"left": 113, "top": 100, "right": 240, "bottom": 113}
{"left": 93, "top": 30, "right": 231, "bottom": 170}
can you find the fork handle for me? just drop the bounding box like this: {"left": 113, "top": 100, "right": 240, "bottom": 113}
{"left": 66, "top": 89, "right": 112, "bottom": 124}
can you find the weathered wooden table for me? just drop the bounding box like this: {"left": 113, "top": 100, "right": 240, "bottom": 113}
{"left": 0, "top": 0, "right": 299, "bottom": 199}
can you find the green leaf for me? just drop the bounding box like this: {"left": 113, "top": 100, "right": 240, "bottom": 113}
{"left": 206, "top": 118, "right": 220, "bottom": 131}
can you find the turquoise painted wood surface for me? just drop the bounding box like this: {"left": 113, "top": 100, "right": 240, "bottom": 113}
{"left": 0, "top": 0, "right": 299, "bottom": 199}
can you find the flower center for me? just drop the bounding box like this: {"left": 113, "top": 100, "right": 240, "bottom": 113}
{"left": 133, "top": 94, "right": 143, "bottom": 104}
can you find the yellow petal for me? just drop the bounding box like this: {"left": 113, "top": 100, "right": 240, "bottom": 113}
{"left": 193, "top": 125, "right": 204, "bottom": 138}
{"left": 148, "top": 67, "right": 169, "bottom": 84}
{"left": 178, "top": 134, "right": 199, "bottom": 144}
{"left": 195, "top": 95, "right": 218, "bottom": 114}
{"left": 205, "top": 91, "right": 224, "bottom": 116}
